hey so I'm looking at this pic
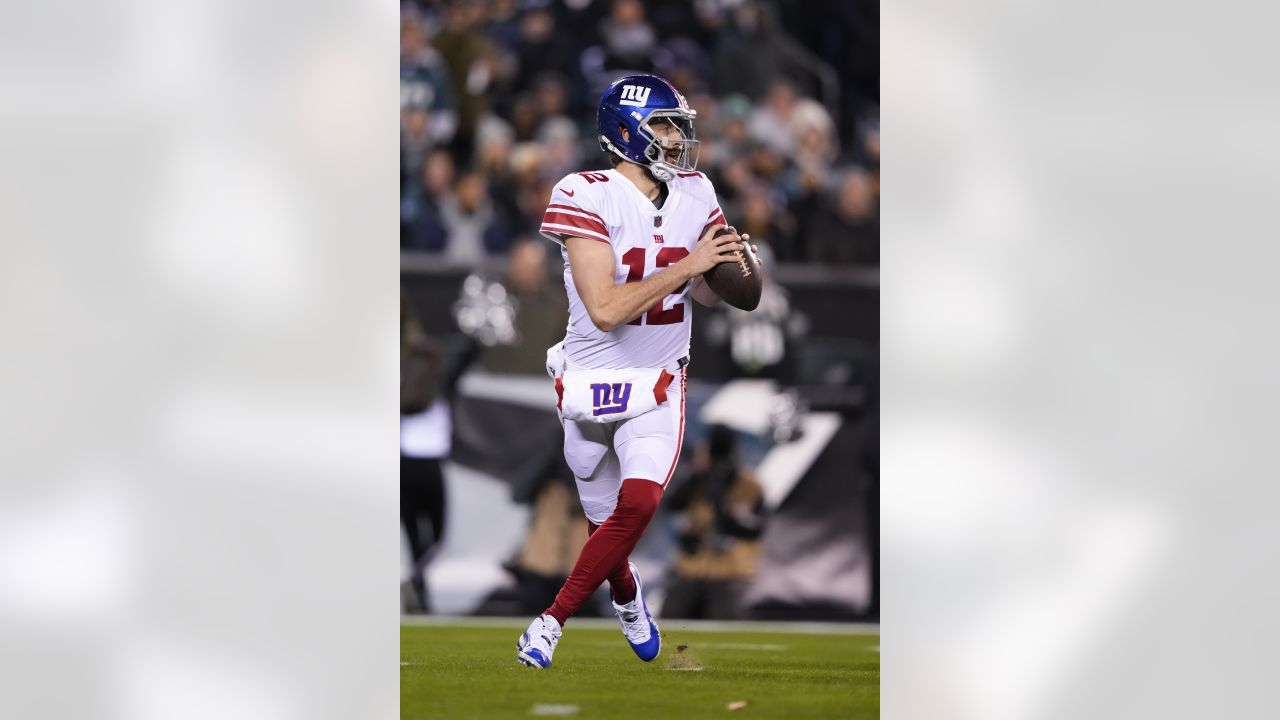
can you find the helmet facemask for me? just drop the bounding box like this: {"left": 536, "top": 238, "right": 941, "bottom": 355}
{"left": 639, "top": 110, "right": 700, "bottom": 182}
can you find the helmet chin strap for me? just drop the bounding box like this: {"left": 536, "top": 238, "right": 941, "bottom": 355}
{"left": 647, "top": 161, "right": 676, "bottom": 183}
{"left": 600, "top": 134, "right": 681, "bottom": 183}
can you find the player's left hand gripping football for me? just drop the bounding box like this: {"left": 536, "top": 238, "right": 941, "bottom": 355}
{"left": 715, "top": 226, "right": 764, "bottom": 269}
{"left": 737, "top": 232, "right": 763, "bottom": 269}
{"left": 686, "top": 223, "right": 745, "bottom": 275}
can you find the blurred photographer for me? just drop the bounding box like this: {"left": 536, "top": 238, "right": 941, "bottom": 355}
{"left": 401, "top": 290, "right": 448, "bottom": 613}
{"left": 477, "top": 236, "right": 568, "bottom": 374}
{"left": 662, "top": 424, "right": 765, "bottom": 620}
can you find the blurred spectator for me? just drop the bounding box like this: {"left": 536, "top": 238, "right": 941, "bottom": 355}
{"left": 749, "top": 79, "right": 838, "bottom": 161}
{"left": 508, "top": 92, "right": 542, "bottom": 143}
{"left": 747, "top": 143, "right": 788, "bottom": 194}
{"left": 401, "top": 291, "right": 448, "bottom": 613}
{"left": 778, "top": 0, "right": 879, "bottom": 141}
{"left": 663, "top": 425, "right": 765, "bottom": 620}
{"left": 657, "top": 37, "right": 714, "bottom": 95}
{"left": 737, "top": 184, "right": 800, "bottom": 262}
{"left": 401, "top": 106, "right": 432, "bottom": 191}
{"left": 599, "top": 0, "right": 657, "bottom": 71}
{"left": 554, "top": 0, "right": 612, "bottom": 58}
{"left": 436, "top": 170, "right": 513, "bottom": 262}
{"left": 401, "top": 17, "right": 457, "bottom": 145}
{"left": 863, "top": 122, "right": 880, "bottom": 197}
{"left": 484, "top": 0, "right": 523, "bottom": 54}
{"left": 512, "top": 8, "right": 577, "bottom": 95}
{"left": 795, "top": 123, "right": 837, "bottom": 170}
{"left": 781, "top": 159, "right": 829, "bottom": 223}
{"left": 644, "top": 0, "right": 708, "bottom": 45}
{"left": 511, "top": 143, "right": 556, "bottom": 230}
{"left": 474, "top": 115, "right": 522, "bottom": 230}
{"left": 532, "top": 73, "right": 572, "bottom": 127}
{"left": 537, "top": 116, "right": 583, "bottom": 182}
{"left": 478, "top": 237, "right": 570, "bottom": 374}
{"left": 424, "top": 147, "right": 457, "bottom": 197}
{"left": 433, "top": 0, "right": 501, "bottom": 161}
{"left": 806, "top": 169, "right": 880, "bottom": 265}
{"left": 713, "top": 1, "right": 814, "bottom": 101}
{"left": 404, "top": 149, "right": 455, "bottom": 249}
{"left": 713, "top": 156, "right": 754, "bottom": 210}
{"left": 702, "top": 94, "right": 751, "bottom": 175}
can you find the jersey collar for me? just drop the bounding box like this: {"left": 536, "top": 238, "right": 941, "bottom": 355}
{"left": 608, "top": 168, "right": 683, "bottom": 219}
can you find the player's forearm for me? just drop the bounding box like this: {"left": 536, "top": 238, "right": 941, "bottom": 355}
{"left": 593, "top": 263, "right": 695, "bottom": 330}
{"left": 689, "top": 276, "right": 721, "bottom": 307}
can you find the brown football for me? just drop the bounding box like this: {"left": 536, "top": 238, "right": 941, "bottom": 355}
{"left": 703, "top": 227, "right": 762, "bottom": 311}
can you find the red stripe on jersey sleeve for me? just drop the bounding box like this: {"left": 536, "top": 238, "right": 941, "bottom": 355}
{"left": 539, "top": 223, "right": 610, "bottom": 244}
{"left": 542, "top": 211, "right": 608, "bottom": 236}
{"left": 546, "top": 203, "right": 605, "bottom": 224}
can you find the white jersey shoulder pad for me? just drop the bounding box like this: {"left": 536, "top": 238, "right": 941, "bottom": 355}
{"left": 540, "top": 171, "right": 614, "bottom": 245}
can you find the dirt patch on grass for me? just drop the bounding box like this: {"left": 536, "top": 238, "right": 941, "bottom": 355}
{"left": 664, "top": 638, "right": 704, "bottom": 671}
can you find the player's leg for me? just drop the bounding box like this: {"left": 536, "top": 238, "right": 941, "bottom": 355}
{"left": 544, "top": 447, "right": 640, "bottom": 610}
{"left": 522, "top": 371, "right": 686, "bottom": 666}
{"left": 613, "top": 366, "right": 687, "bottom": 489}
{"left": 567, "top": 422, "right": 621, "bottom": 529}
{"left": 542, "top": 476, "right": 663, "bottom": 627}
{"left": 572, "top": 445, "right": 638, "bottom": 605}
{"left": 598, "top": 366, "right": 688, "bottom": 660}
{"left": 542, "top": 437, "right": 662, "bottom": 626}
{"left": 519, "top": 416, "right": 623, "bottom": 668}
{"left": 586, "top": 520, "right": 638, "bottom": 603}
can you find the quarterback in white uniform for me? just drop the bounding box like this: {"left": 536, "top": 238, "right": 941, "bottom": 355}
{"left": 516, "top": 74, "right": 756, "bottom": 670}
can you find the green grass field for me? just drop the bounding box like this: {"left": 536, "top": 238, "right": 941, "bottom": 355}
{"left": 401, "top": 620, "right": 879, "bottom": 719}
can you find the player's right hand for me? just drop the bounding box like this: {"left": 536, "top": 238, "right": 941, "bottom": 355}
{"left": 687, "top": 224, "right": 744, "bottom": 275}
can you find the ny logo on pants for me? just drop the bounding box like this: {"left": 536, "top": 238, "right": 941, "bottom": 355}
{"left": 590, "top": 382, "right": 633, "bottom": 416}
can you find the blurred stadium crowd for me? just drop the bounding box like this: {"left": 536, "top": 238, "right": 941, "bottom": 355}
{"left": 401, "top": 0, "right": 879, "bottom": 266}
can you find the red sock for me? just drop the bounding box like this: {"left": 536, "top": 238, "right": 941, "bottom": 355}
{"left": 545, "top": 479, "right": 662, "bottom": 626}
{"left": 587, "top": 521, "right": 638, "bottom": 605}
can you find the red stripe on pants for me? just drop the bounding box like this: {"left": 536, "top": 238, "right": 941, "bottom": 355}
{"left": 661, "top": 368, "right": 687, "bottom": 489}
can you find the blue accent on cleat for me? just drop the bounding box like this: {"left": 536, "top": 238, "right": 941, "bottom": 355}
{"left": 613, "top": 562, "right": 661, "bottom": 662}
{"left": 631, "top": 624, "right": 661, "bottom": 662}
{"left": 516, "top": 615, "right": 560, "bottom": 669}
{"left": 517, "top": 648, "right": 551, "bottom": 669}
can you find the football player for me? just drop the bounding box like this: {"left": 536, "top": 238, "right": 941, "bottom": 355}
{"left": 517, "top": 74, "right": 756, "bottom": 669}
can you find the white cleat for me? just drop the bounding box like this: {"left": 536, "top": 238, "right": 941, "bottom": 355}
{"left": 612, "top": 563, "right": 661, "bottom": 661}
{"left": 516, "top": 614, "right": 562, "bottom": 669}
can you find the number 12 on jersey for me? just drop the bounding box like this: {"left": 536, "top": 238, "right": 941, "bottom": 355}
{"left": 621, "top": 247, "right": 690, "bottom": 326}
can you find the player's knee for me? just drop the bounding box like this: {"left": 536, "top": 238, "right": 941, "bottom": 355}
{"left": 617, "top": 478, "right": 663, "bottom": 523}
{"left": 581, "top": 497, "right": 616, "bottom": 526}
{"left": 564, "top": 440, "right": 608, "bottom": 480}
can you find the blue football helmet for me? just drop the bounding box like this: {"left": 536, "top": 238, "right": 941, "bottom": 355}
{"left": 597, "top": 74, "right": 699, "bottom": 183}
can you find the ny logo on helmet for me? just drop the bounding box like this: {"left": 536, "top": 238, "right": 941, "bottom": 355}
{"left": 618, "top": 85, "right": 651, "bottom": 107}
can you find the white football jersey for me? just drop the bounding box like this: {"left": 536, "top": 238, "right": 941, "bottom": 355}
{"left": 540, "top": 168, "right": 726, "bottom": 370}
